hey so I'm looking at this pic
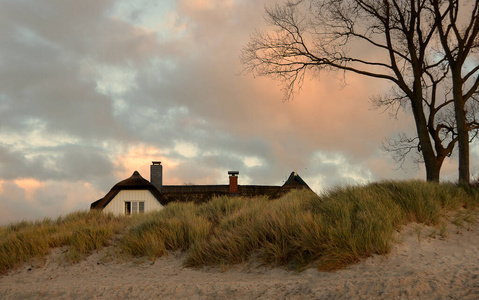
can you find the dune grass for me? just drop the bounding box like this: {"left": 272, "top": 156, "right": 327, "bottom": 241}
{"left": 1, "top": 180, "right": 478, "bottom": 273}
{"left": 120, "top": 180, "right": 479, "bottom": 271}
{"left": 119, "top": 202, "right": 212, "bottom": 260}
{"left": 0, "top": 210, "right": 130, "bottom": 273}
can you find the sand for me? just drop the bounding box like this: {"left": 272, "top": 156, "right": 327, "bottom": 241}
{"left": 1, "top": 221, "right": 478, "bottom": 299}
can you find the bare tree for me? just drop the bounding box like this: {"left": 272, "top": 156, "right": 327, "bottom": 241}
{"left": 241, "top": 0, "right": 468, "bottom": 181}
{"left": 379, "top": 61, "right": 463, "bottom": 173}
{"left": 432, "top": 0, "right": 479, "bottom": 184}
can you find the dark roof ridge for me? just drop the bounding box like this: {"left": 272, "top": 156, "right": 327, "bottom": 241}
{"left": 283, "top": 171, "right": 310, "bottom": 189}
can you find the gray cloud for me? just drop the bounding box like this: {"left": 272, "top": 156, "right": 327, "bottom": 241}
{"left": 0, "top": 0, "right": 454, "bottom": 224}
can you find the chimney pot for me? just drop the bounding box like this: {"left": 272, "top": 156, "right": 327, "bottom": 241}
{"left": 228, "top": 171, "right": 239, "bottom": 194}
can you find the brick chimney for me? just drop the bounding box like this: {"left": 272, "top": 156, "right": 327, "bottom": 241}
{"left": 150, "top": 161, "right": 163, "bottom": 192}
{"left": 228, "top": 171, "right": 239, "bottom": 194}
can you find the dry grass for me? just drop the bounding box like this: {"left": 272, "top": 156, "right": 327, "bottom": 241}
{"left": 119, "top": 202, "right": 211, "bottom": 260}
{"left": 122, "top": 180, "right": 479, "bottom": 271}
{"left": 0, "top": 210, "right": 130, "bottom": 272}
{"left": 1, "top": 180, "right": 478, "bottom": 273}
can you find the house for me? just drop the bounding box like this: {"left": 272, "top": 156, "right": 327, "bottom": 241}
{"left": 90, "top": 170, "right": 165, "bottom": 215}
{"left": 91, "top": 161, "right": 311, "bottom": 215}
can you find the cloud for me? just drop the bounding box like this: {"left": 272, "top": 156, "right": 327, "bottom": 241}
{"left": 0, "top": 179, "right": 101, "bottom": 226}
{"left": 0, "top": 0, "right": 460, "bottom": 224}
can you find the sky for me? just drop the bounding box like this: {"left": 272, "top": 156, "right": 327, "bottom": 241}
{"left": 0, "top": 0, "right": 476, "bottom": 225}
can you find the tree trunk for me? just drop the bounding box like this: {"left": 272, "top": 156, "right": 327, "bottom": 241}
{"left": 425, "top": 161, "right": 441, "bottom": 182}
{"left": 410, "top": 91, "right": 441, "bottom": 182}
{"left": 453, "top": 71, "right": 470, "bottom": 184}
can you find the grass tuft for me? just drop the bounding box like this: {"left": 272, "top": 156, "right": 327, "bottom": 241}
{"left": 119, "top": 202, "right": 211, "bottom": 260}
{"left": 0, "top": 210, "right": 130, "bottom": 272}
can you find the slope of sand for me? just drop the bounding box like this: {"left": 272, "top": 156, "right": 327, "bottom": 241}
{"left": 1, "top": 221, "right": 478, "bottom": 299}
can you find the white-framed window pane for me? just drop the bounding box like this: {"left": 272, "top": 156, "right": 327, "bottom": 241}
{"left": 139, "top": 202, "right": 145, "bottom": 213}
{"left": 132, "top": 201, "right": 138, "bottom": 214}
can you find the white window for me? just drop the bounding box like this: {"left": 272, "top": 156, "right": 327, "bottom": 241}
{"left": 125, "top": 201, "right": 145, "bottom": 215}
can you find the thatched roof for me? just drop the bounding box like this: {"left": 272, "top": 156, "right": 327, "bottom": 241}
{"left": 90, "top": 171, "right": 165, "bottom": 210}
{"left": 160, "top": 184, "right": 281, "bottom": 204}
{"left": 159, "top": 172, "right": 311, "bottom": 203}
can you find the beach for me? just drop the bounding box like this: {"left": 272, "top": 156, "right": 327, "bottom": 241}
{"left": 1, "top": 221, "right": 478, "bottom": 299}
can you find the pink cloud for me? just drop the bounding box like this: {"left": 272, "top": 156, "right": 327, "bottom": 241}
{"left": 13, "top": 178, "right": 44, "bottom": 201}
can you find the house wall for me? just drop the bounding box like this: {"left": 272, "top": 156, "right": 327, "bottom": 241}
{"left": 103, "top": 190, "right": 164, "bottom": 215}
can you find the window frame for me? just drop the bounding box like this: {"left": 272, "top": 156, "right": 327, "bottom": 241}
{"left": 124, "top": 201, "right": 145, "bottom": 215}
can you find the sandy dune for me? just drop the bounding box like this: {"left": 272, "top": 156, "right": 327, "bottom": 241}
{"left": 1, "top": 221, "right": 478, "bottom": 299}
